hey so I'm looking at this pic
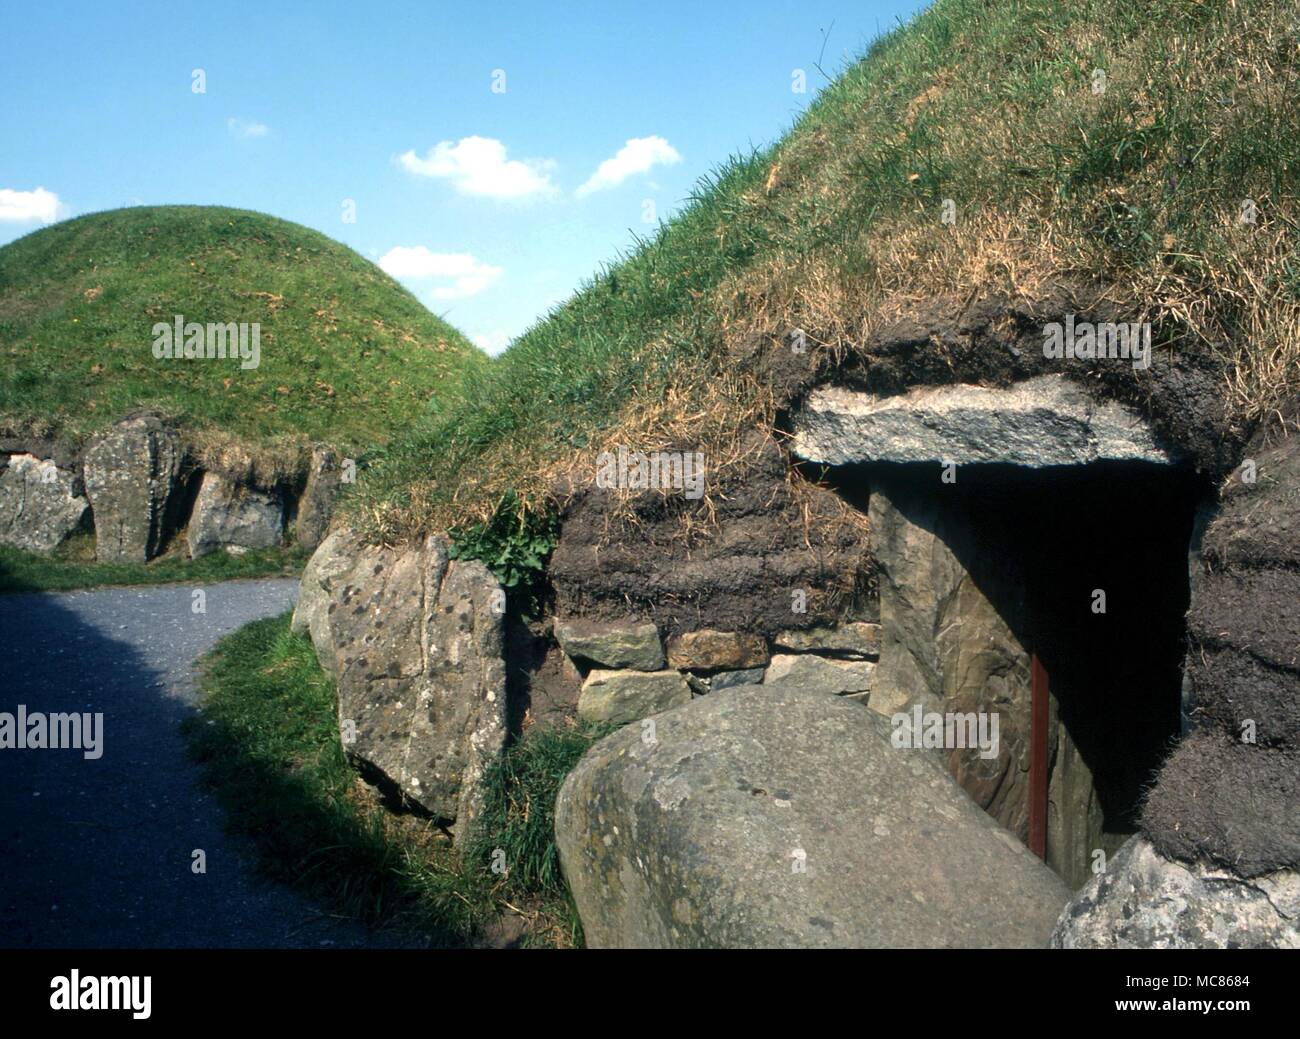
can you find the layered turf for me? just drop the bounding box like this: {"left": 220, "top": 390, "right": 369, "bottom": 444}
{"left": 349, "top": 0, "right": 1300, "bottom": 543}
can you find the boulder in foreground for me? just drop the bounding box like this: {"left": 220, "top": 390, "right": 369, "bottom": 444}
{"left": 555, "top": 681, "right": 1069, "bottom": 948}
{"left": 1052, "top": 836, "right": 1299, "bottom": 948}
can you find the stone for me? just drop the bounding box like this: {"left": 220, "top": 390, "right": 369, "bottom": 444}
{"left": 764, "top": 654, "right": 874, "bottom": 698}
{"left": 554, "top": 618, "right": 664, "bottom": 671}
{"left": 555, "top": 681, "right": 1070, "bottom": 948}
{"left": 792, "top": 374, "right": 1175, "bottom": 467}
{"left": 1051, "top": 836, "right": 1300, "bottom": 948}
{"left": 186, "top": 471, "right": 283, "bottom": 558}
{"left": 322, "top": 534, "right": 508, "bottom": 830}
{"left": 291, "top": 529, "right": 357, "bottom": 675}
{"left": 709, "top": 667, "right": 766, "bottom": 692}
{"left": 82, "top": 413, "right": 185, "bottom": 563}
{"left": 295, "top": 445, "right": 342, "bottom": 550}
{"left": 772, "top": 622, "right": 880, "bottom": 658}
{"left": 666, "top": 629, "right": 769, "bottom": 671}
{"left": 0, "top": 454, "right": 89, "bottom": 553}
{"left": 577, "top": 669, "right": 692, "bottom": 726}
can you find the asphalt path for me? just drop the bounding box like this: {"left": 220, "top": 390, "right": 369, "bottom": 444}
{"left": 0, "top": 578, "right": 419, "bottom": 948}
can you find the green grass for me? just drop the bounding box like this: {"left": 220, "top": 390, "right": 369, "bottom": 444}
{"left": 187, "top": 613, "right": 602, "bottom": 947}
{"left": 0, "top": 534, "right": 308, "bottom": 594}
{"left": 0, "top": 205, "right": 486, "bottom": 457}
{"left": 350, "top": 0, "right": 1300, "bottom": 541}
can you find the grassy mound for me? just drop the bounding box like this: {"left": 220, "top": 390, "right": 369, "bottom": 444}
{"left": 0, "top": 205, "right": 485, "bottom": 460}
{"left": 351, "top": 0, "right": 1299, "bottom": 543}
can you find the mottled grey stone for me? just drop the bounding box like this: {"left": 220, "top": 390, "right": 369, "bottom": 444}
{"left": 793, "top": 375, "right": 1174, "bottom": 467}
{"left": 764, "top": 653, "right": 874, "bottom": 697}
{"left": 322, "top": 534, "right": 507, "bottom": 831}
{"left": 554, "top": 618, "right": 664, "bottom": 670}
{"left": 291, "top": 528, "right": 357, "bottom": 675}
{"left": 1052, "top": 836, "right": 1299, "bottom": 948}
{"left": 82, "top": 413, "right": 185, "bottom": 563}
{"left": 556, "top": 680, "right": 1070, "bottom": 948}
{"left": 186, "top": 471, "right": 283, "bottom": 558}
{"left": 772, "top": 622, "right": 880, "bottom": 658}
{"left": 0, "top": 454, "right": 89, "bottom": 553}
{"left": 295, "top": 444, "right": 342, "bottom": 550}
{"left": 577, "top": 669, "right": 692, "bottom": 726}
{"left": 709, "top": 667, "right": 766, "bottom": 692}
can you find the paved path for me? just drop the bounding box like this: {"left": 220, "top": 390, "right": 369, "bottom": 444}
{"left": 0, "top": 579, "right": 418, "bottom": 948}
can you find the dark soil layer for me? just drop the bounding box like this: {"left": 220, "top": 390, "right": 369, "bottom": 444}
{"left": 548, "top": 432, "right": 871, "bottom": 635}
{"left": 1142, "top": 433, "right": 1300, "bottom": 876}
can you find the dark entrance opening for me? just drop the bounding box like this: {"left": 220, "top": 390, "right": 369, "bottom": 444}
{"left": 829, "top": 460, "right": 1204, "bottom": 888}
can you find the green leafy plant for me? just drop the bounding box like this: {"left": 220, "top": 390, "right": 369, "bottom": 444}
{"left": 447, "top": 491, "right": 558, "bottom": 612}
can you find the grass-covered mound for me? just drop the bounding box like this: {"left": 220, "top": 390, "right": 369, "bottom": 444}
{"left": 352, "top": 0, "right": 1299, "bottom": 544}
{"left": 0, "top": 205, "right": 485, "bottom": 464}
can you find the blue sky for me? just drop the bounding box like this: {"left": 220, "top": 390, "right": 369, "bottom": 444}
{"left": 1, "top": 0, "right": 928, "bottom": 354}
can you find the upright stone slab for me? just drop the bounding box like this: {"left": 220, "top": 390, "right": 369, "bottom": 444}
{"left": 322, "top": 534, "right": 508, "bottom": 832}
{"left": 0, "top": 454, "right": 89, "bottom": 553}
{"left": 82, "top": 413, "right": 185, "bottom": 563}
{"left": 186, "top": 471, "right": 283, "bottom": 558}
{"left": 295, "top": 445, "right": 342, "bottom": 550}
{"left": 555, "top": 681, "right": 1070, "bottom": 948}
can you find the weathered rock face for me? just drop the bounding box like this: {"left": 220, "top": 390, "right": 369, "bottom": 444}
{"left": 186, "top": 471, "right": 283, "bottom": 558}
{"left": 793, "top": 375, "right": 1176, "bottom": 468}
{"left": 319, "top": 533, "right": 508, "bottom": 830}
{"left": 764, "top": 653, "right": 873, "bottom": 699}
{"left": 867, "top": 483, "right": 1035, "bottom": 848}
{"left": 577, "top": 669, "right": 692, "bottom": 725}
{"left": 548, "top": 431, "right": 871, "bottom": 635}
{"left": 295, "top": 445, "right": 342, "bottom": 550}
{"left": 555, "top": 681, "right": 1070, "bottom": 948}
{"left": 555, "top": 619, "right": 664, "bottom": 671}
{"left": 666, "top": 629, "right": 769, "bottom": 671}
{"left": 0, "top": 454, "right": 89, "bottom": 552}
{"left": 82, "top": 413, "right": 186, "bottom": 563}
{"left": 1052, "top": 836, "right": 1300, "bottom": 949}
{"left": 291, "top": 529, "right": 357, "bottom": 675}
{"left": 1143, "top": 432, "right": 1300, "bottom": 877}
{"left": 772, "top": 622, "right": 880, "bottom": 658}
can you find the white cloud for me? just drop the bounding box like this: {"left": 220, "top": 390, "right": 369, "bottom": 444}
{"left": 0, "top": 186, "right": 64, "bottom": 224}
{"left": 227, "top": 117, "right": 269, "bottom": 139}
{"left": 472, "top": 329, "right": 512, "bottom": 356}
{"left": 378, "top": 246, "right": 503, "bottom": 300}
{"left": 398, "top": 137, "right": 556, "bottom": 199}
{"left": 576, "top": 136, "right": 682, "bottom": 197}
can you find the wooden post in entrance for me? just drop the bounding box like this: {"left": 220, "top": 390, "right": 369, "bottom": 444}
{"left": 1029, "top": 651, "right": 1049, "bottom": 860}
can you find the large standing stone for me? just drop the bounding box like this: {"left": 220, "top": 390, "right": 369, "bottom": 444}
{"left": 792, "top": 375, "right": 1176, "bottom": 467}
{"left": 186, "top": 471, "right": 283, "bottom": 558}
{"left": 295, "top": 445, "right": 342, "bottom": 550}
{"left": 554, "top": 618, "right": 664, "bottom": 671}
{"left": 82, "top": 413, "right": 185, "bottom": 563}
{"left": 323, "top": 534, "right": 508, "bottom": 832}
{"left": 1051, "top": 836, "right": 1299, "bottom": 948}
{"left": 577, "top": 669, "right": 692, "bottom": 726}
{"left": 555, "top": 681, "right": 1070, "bottom": 948}
{"left": 0, "top": 454, "right": 89, "bottom": 553}
{"left": 666, "top": 629, "right": 769, "bottom": 671}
